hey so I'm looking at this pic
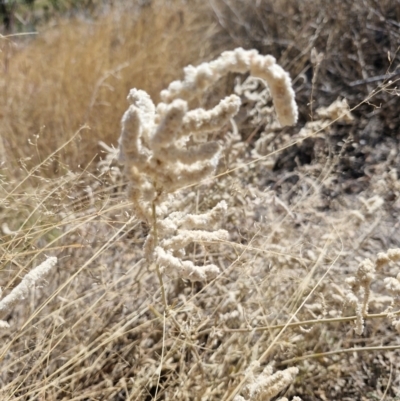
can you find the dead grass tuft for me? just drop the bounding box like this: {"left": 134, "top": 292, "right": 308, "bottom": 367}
{"left": 1, "top": 1, "right": 400, "bottom": 400}
{"left": 0, "top": 1, "right": 215, "bottom": 173}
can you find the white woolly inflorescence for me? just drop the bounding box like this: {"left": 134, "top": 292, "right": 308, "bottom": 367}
{"left": 233, "top": 361, "right": 300, "bottom": 401}
{"left": 118, "top": 89, "right": 240, "bottom": 221}
{"left": 345, "top": 248, "right": 400, "bottom": 335}
{"left": 118, "top": 48, "right": 298, "bottom": 282}
{"left": 148, "top": 201, "right": 229, "bottom": 282}
{"left": 161, "top": 47, "right": 298, "bottom": 126}
{"left": 0, "top": 257, "right": 57, "bottom": 329}
{"left": 119, "top": 48, "right": 297, "bottom": 222}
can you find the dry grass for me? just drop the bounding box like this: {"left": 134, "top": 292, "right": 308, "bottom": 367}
{"left": 0, "top": 1, "right": 216, "bottom": 172}
{"left": 1, "top": 1, "right": 400, "bottom": 400}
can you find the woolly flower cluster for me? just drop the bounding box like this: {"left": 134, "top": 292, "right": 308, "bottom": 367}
{"left": 233, "top": 361, "right": 300, "bottom": 401}
{"left": 118, "top": 48, "right": 298, "bottom": 222}
{"left": 119, "top": 88, "right": 240, "bottom": 221}
{"left": 118, "top": 48, "right": 297, "bottom": 282}
{"left": 0, "top": 257, "right": 57, "bottom": 329}
{"left": 298, "top": 98, "right": 354, "bottom": 139}
{"left": 161, "top": 47, "right": 298, "bottom": 126}
{"left": 346, "top": 249, "right": 400, "bottom": 335}
{"left": 147, "top": 201, "right": 229, "bottom": 282}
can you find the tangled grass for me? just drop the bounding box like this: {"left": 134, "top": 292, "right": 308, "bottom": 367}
{"left": 1, "top": 1, "right": 400, "bottom": 400}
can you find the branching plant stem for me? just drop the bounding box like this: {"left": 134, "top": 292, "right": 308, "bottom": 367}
{"left": 197, "top": 309, "right": 400, "bottom": 335}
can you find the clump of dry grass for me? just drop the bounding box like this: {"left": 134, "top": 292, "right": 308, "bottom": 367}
{"left": 0, "top": 0, "right": 215, "bottom": 173}
{"left": 0, "top": 87, "right": 399, "bottom": 400}
{"left": 1, "top": 1, "right": 400, "bottom": 401}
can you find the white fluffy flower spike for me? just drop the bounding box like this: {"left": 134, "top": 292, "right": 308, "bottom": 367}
{"left": 118, "top": 48, "right": 298, "bottom": 282}
{"left": 0, "top": 257, "right": 57, "bottom": 329}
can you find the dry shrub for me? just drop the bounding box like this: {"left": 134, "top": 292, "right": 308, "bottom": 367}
{"left": 0, "top": 0, "right": 215, "bottom": 173}
{"left": 0, "top": 55, "right": 398, "bottom": 401}
{"left": 210, "top": 0, "right": 400, "bottom": 186}
{"left": 1, "top": 1, "right": 400, "bottom": 401}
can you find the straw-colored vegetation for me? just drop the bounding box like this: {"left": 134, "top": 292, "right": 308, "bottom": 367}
{"left": 1, "top": 1, "right": 400, "bottom": 400}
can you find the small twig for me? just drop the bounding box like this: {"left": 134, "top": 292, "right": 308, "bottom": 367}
{"left": 154, "top": 311, "right": 166, "bottom": 400}
{"left": 348, "top": 71, "right": 400, "bottom": 87}
{"left": 197, "top": 309, "right": 400, "bottom": 336}
{"left": 353, "top": 30, "right": 373, "bottom": 93}
{"left": 0, "top": 32, "right": 38, "bottom": 39}
{"left": 148, "top": 304, "right": 164, "bottom": 320}
{"left": 279, "top": 344, "right": 400, "bottom": 366}
{"left": 86, "top": 62, "right": 130, "bottom": 120}
{"left": 380, "top": 362, "right": 393, "bottom": 401}
{"left": 309, "top": 47, "right": 324, "bottom": 121}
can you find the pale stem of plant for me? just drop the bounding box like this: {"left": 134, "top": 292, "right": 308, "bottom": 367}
{"left": 197, "top": 309, "right": 400, "bottom": 335}
{"left": 152, "top": 200, "right": 168, "bottom": 313}
{"left": 362, "top": 287, "right": 370, "bottom": 315}
{"left": 279, "top": 344, "right": 400, "bottom": 366}
{"left": 154, "top": 310, "right": 166, "bottom": 399}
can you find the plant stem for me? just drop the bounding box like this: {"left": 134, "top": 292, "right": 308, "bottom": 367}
{"left": 152, "top": 201, "right": 168, "bottom": 313}
{"left": 279, "top": 344, "right": 400, "bottom": 366}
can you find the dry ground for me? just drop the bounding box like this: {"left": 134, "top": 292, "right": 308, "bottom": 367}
{"left": 1, "top": 1, "right": 400, "bottom": 400}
